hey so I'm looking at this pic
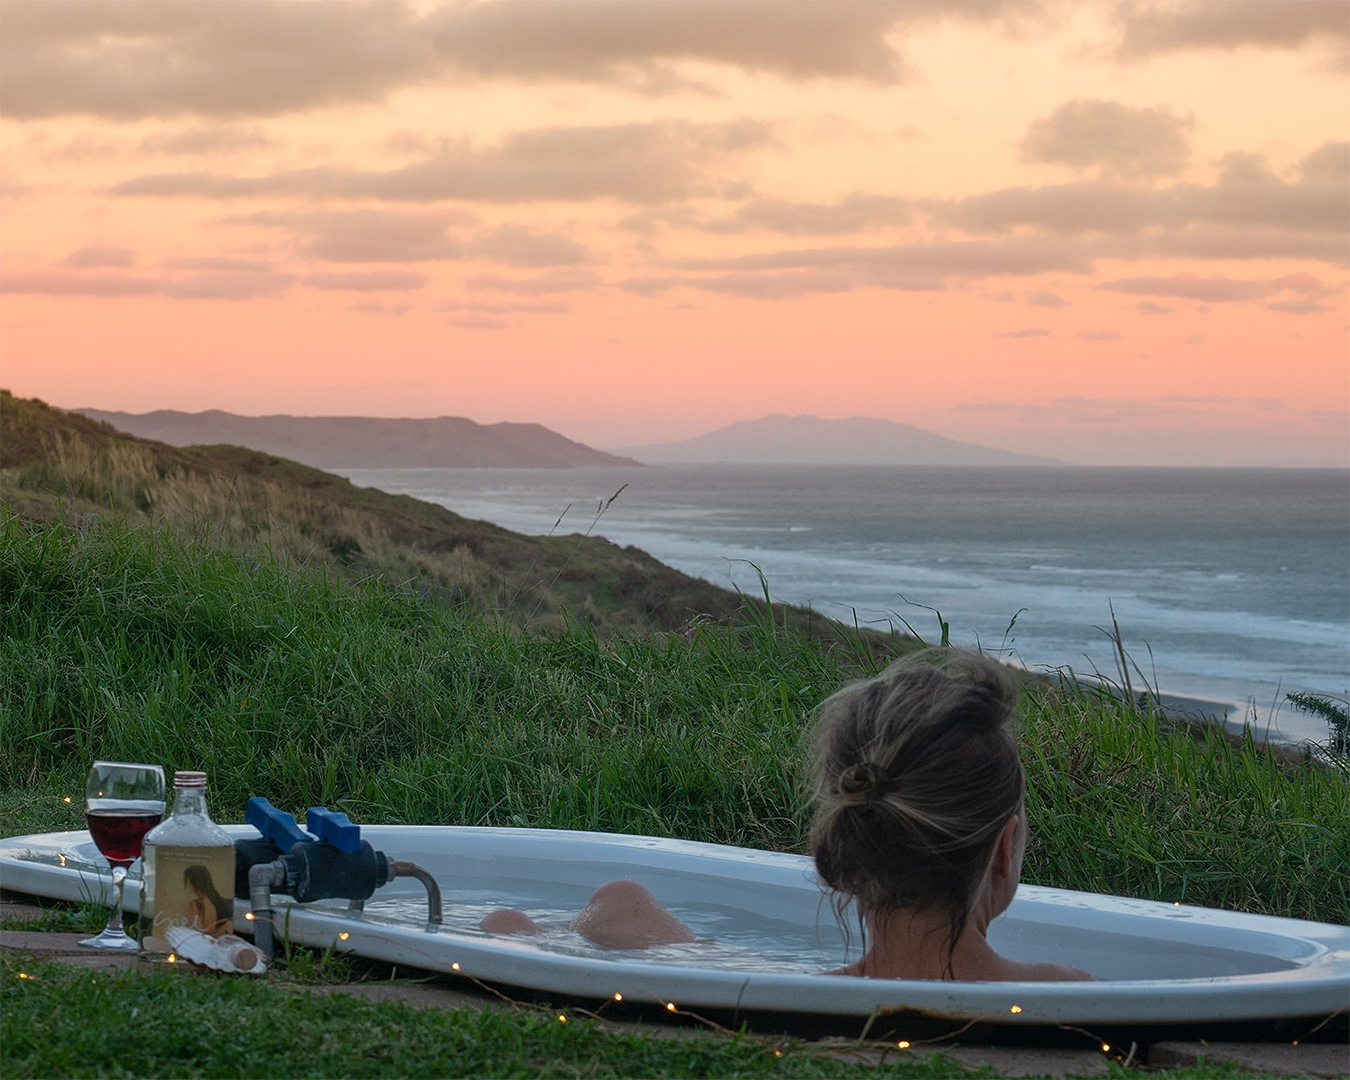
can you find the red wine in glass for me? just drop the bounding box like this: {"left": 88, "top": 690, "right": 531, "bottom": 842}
{"left": 80, "top": 762, "right": 166, "bottom": 951}
{"left": 86, "top": 805, "right": 163, "bottom": 867}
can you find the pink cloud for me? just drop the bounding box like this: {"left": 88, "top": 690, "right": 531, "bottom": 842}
{"left": 301, "top": 271, "right": 429, "bottom": 292}
{"left": 63, "top": 246, "right": 136, "bottom": 268}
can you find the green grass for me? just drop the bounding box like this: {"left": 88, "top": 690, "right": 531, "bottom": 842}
{"left": 1, "top": 955, "right": 1275, "bottom": 1079}
{"left": 0, "top": 902, "right": 107, "bottom": 936}
{"left": 3, "top": 954, "right": 1010, "bottom": 1080}
{"left": 1019, "top": 687, "right": 1349, "bottom": 919}
{"left": 0, "top": 512, "right": 849, "bottom": 850}
{"left": 1, "top": 513, "right": 1346, "bottom": 1078}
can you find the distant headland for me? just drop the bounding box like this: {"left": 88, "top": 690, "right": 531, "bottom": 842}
{"left": 71, "top": 408, "right": 640, "bottom": 470}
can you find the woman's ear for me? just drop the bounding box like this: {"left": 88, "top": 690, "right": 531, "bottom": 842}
{"left": 992, "top": 814, "right": 1020, "bottom": 882}
{"left": 988, "top": 812, "right": 1025, "bottom": 918}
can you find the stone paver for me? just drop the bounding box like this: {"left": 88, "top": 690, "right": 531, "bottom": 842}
{"left": 1149, "top": 1039, "right": 1348, "bottom": 1078}
{"left": 0, "top": 896, "right": 48, "bottom": 921}
{"left": 1, "top": 928, "right": 141, "bottom": 972}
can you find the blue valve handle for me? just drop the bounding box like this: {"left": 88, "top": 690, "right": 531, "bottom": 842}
{"left": 307, "top": 807, "right": 360, "bottom": 852}
{"left": 245, "top": 798, "right": 363, "bottom": 853}
{"left": 245, "top": 797, "right": 312, "bottom": 851}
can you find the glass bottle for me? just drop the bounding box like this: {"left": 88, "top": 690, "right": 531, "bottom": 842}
{"left": 140, "top": 770, "right": 236, "bottom": 957}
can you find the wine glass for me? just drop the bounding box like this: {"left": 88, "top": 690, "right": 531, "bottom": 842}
{"left": 80, "top": 761, "right": 165, "bottom": 950}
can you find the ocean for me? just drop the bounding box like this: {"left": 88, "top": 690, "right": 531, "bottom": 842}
{"left": 337, "top": 464, "right": 1350, "bottom": 747}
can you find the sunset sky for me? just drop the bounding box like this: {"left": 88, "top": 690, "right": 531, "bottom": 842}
{"left": 1, "top": 1, "right": 1346, "bottom": 466}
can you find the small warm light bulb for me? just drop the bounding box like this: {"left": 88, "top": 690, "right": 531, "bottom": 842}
{"left": 18, "top": 972, "right": 31, "bottom": 980}
{"left": 612, "top": 992, "right": 622, "bottom": 1002}
{"left": 338, "top": 932, "right": 349, "bottom": 941}
{"left": 557, "top": 1013, "right": 567, "bottom": 1024}
{"left": 63, "top": 796, "right": 72, "bottom": 804}
{"left": 244, "top": 912, "right": 254, "bottom": 921}
{"left": 897, "top": 1040, "right": 911, "bottom": 1049}
{"left": 666, "top": 1002, "right": 677, "bottom": 1012}
{"left": 1101, "top": 1043, "right": 1111, "bottom": 1053}
{"left": 167, "top": 954, "right": 177, "bottom": 964}
{"left": 1009, "top": 1005, "right": 1022, "bottom": 1014}
{"left": 451, "top": 962, "right": 460, "bottom": 971}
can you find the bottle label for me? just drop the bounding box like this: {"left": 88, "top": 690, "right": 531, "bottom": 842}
{"left": 142, "top": 843, "right": 236, "bottom": 955}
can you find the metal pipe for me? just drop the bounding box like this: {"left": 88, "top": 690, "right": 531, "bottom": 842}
{"left": 392, "top": 861, "right": 443, "bottom": 925}
{"left": 247, "top": 860, "right": 287, "bottom": 960}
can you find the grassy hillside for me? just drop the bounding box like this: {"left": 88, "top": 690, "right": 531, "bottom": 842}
{"left": 0, "top": 390, "right": 870, "bottom": 645}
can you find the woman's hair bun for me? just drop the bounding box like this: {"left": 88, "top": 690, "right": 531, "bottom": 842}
{"left": 837, "top": 760, "right": 889, "bottom": 803}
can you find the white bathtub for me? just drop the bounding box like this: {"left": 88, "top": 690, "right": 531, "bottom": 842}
{"left": 2, "top": 824, "right": 1346, "bottom": 1032}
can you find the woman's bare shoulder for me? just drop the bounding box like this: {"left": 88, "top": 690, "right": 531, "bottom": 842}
{"left": 1001, "top": 958, "right": 1096, "bottom": 982}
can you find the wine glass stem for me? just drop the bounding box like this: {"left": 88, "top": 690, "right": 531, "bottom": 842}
{"left": 106, "top": 866, "right": 127, "bottom": 934}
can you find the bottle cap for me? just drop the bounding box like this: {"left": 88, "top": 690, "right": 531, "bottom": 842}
{"left": 173, "top": 770, "right": 207, "bottom": 788}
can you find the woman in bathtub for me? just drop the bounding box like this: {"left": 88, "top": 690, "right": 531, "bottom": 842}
{"left": 481, "top": 650, "right": 1094, "bottom": 982}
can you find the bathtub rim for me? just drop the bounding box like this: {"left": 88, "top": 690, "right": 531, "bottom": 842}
{"left": 1, "top": 823, "right": 1346, "bottom": 1028}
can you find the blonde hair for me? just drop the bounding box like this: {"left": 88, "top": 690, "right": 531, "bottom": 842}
{"left": 807, "top": 650, "right": 1026, "bottom": 961}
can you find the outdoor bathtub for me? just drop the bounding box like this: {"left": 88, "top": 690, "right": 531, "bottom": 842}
{"left": 2, "top": 824, "right": 1346, "bottom": 1037}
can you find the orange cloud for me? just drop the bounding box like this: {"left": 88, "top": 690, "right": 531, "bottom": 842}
{"left": 1021, "top": 99, "right": 1194, "bottom": 179}
{"left": 1110, "top": 0, "right": 1349, "bottom": 63}
{"left": 301, "top": 271, "right": 429, "bottom": 292}
{"left": 1097, "top": 272, "right": 1335, "bottom": 305}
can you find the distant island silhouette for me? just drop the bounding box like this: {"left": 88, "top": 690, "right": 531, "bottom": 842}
{"left": 619, "top": 415, "right": 1066, "bottom": 466}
